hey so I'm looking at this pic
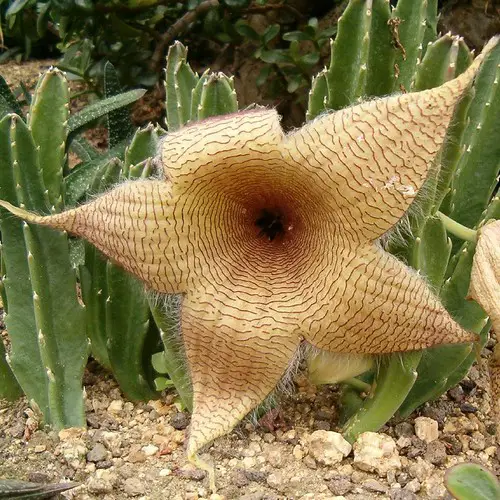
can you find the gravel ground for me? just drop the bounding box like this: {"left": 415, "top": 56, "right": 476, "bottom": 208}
{"left": 0, "top": 343, "right": 498, "bottom": 500}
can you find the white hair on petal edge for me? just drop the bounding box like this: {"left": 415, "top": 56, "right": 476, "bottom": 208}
{"left": 147, "top": 291, "right": 190, "bottom": 388}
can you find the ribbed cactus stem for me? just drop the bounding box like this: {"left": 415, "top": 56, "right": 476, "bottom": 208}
{"left": 165, "top": 41, "right": 198, "bottom": 131}
{"left": 28, "top": 69, "right": 69, "bottom": 207}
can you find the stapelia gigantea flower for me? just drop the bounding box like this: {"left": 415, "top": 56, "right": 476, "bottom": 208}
{"left": 469, "top": 219, "right": 500, "bottom": 440}
{"left": 1, "top": 36, "right": 497, "bottom": 482}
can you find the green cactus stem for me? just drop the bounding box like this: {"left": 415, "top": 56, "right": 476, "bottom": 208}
{"left": 445, "top": 42, "right": 500, "bottom": 237}
{"left": 391, "top": 0, "right": 437, "bottom": 92}
{"left": 28, "top": 68, "right": 68, "bottom": 208}
{"left": 191, "top": 72, "right": 238, "bottom": 121}
{"left": 165, "top": 41, "right": 198, "bottom": 131}
{"left": 0, "top": 339, "right": 22, "bottom": 402}
{"left": 342, "top": 351, "right": 421, "bottom": 443}
{"left": 438, "top": 212, "right": 477, "bottom": 243}
{"left": 326, "top": 0, "right": 395, "bottom": 111}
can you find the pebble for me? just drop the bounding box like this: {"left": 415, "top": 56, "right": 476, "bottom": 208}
{"left": 87, "top": 477, "right": 113, "bottom": 494}
{"left": 394, "top": 422, "right": 414, "bottom": 438}
{"left": 308, "top": 430, "right": 352, "bottom": 466}
{"left": 267, "top": 471, "right": 283, "bottom": 489}
{"left": 408, "top": 457, "right": 433, "bottom": 482}
{"left": 96, "top": 460, "right": 113, "bottom": 469}
{"left": 123, "top": 477, "right": 145, "bottom": 496}
{"left": 34, "top": 445, "right": 46, "bottom": 453}
{"left": 390, "top": 489, "right": 417, "bottom": 500}
{"left": 353, "top": 432, "right": 401, "bottom": 476}
{"left": 266, "top": 447, "right": 284, "bottom": 468}
{"left": 421, "top": 406, "right": 446, "bottom": 427}
{"left": 107, "top": 400, "right": 123, "bottom": 414}
{"left": 443, "top": 416, "right": 478, "bottom": 434}
{"left": 303, "top": 455, "right": 317, "bottom": 469}
{"left": 127, "top": 450, "right": 147, "bottom": 463}
{"left": 170, "top": 412, "right": 190, "bottom": 430}
{"left": 159, "top": 468, "right": 171, "bottom": 477}
{"left": 406, "top": 437, "right": 426, "bottom": 458}
{"left": 362, "top": 478, "right": 388, "bottom": 493}
{"left": 441, "top": 433, "right": 462, "bottom": 454}
{"left": 142, "top": 444, "right": 159, "bottom": 456}
{"left": 414, "top": 417, "right": 438, "bottom": 443}
{"left": 242, "top": 456, "right": 256, "bottom": 468}
{"left": 404, "top": 478, "right": 421, "bottom": 493}
{"left": 469, "top": 431, "right": 486, "bottom": 451}
{"left": 396, "top": 436, "right": 412, "bottom": 449}
{"left": 87, "top": 443, "right": 108, "bottom": 463}
{"left": 424, "top": 441, "right": 447, "bottom": 465}
{"left": 448, "top": 386, "right": 464, "bottom": 402}
{"left": 176, "top": 467, "right": 206, "bottom": 481}
{"left": 328, "top": 475, "right": 352, "bottom": 496}
{"left": 243, "top": 469, "right": 267, "bottom": 484}
{"left": 292, "top": 444, "right": 304, "bottom": 460}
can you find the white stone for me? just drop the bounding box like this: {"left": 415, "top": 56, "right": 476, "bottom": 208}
{"left": 242, "top": 456, "right": 256, "bottom": 468}
{"left": 107, "top": 400, "right": 123, "bottom": 413}
{"left": 142, "top": 444, "right": 159, "bottom": 456}
{"left": 353, "top": 432, "right": 401, "bottom": 476}
{"left": 414, "top": 417, "right": 439, "bottom": 443}
{"left": 293, "top": 444, "right": 304, "bottom": 460}
{"left": 308, "top": 430, "right": 352, "bottom": 466}
{"left": 159, "top": 468, "right": 171, "bottom": 477}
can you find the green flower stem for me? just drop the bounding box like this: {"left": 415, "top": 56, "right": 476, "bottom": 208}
{"left": 342, "top": 377, "right": 372, "bottom": 393}
{"left": 438, "top": 211, "right": 477, "bottom": 242}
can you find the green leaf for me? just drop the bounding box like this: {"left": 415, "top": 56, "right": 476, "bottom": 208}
{"left": 445, "top": 463, "right": 500, "bottom": 500}
{"left": 283, "top": 30, "right": 311, "bottom": 42}
{"left": 0, "top": 75, "right": 23, "bottom": 117}
{"left": 6, "top": 0, "right": 30, "bottom": 17}
{"left": 256, "top": 66, "right": 272, "bottom": 87}
{"left": 234, "top": 21, "right": 259, "bottom": 41}
{"left": 104, "top": 61, "right": 135, "bottom": 148}
{"left": 262, "top": 24, "right": 280, "bottom": 46}
{"left": 287, "top": 74, "right": 304, "bottom": 93}
{"left": 221, "top": 0, "right": 250, "bottom": 7}
{"left": 259, "top": 49, "right": 292, "bottom": 64}
{"left": 300, "top": 52, "right": 320, "bottom": 66}
{"left": 68, "top": 89, "right": 146, "bottom": 135}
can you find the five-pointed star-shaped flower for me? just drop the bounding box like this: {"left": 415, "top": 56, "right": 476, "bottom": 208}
{"left": 1, "top": 36, "right": 497, "bottom": 483}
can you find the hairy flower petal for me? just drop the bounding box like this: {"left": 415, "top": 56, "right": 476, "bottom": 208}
{"left": 0, "top": 181, "right": 186, "bottom": 293}
{"left": 303, "top": 244, "right": 476, "bottom": 353}
{"left": 284, "top": 39, "right": 496, "bottom": 242}
{"left": 181, "top": 293, "right": 301, "bottom": 459}
{"left": 469, "top": 219, "right": 500, "bottom": 441}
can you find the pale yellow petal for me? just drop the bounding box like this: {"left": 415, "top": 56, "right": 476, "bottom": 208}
{"left": 302, "top": 244, "right": 475, "bottom": 354}
{"left": 469, "top": 219, "right": 500, "bottom": 442}
{"left": 160, "top": 108, "right": 285, "bottom": 190}
{"left": 0, "top": 181, "right": 186, "bottom": 293}
{"left": 181, "top": 294, "right": 300, "bottom": 460}
{"left": 469, "top": 220, "right": 500, "bottom": 330}
{"left": 284, "top": 37, "right": 498, "bottom": 242}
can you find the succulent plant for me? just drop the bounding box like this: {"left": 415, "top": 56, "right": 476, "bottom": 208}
{"left": 0, "top": 0, "right": 499, "bottom": 494}
{"left": 0, "top": 65, "right": 148, "bottom": 424}
{"left": 1, "top": 34, "right": 497, "bottom": 491}
{"left": 445, "top": 463, "right": 500, "bottom": 500}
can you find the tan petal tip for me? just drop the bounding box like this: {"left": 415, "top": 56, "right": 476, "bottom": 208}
{"left": 188, "top": 450, "right": 216, "bottom": 494}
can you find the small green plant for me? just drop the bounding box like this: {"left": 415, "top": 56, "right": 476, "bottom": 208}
{"left": 0, "top": 64, "right": 150, "bottom": 421}
{"left": 445, "top": 463, "right": 500, "bottom": 500}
